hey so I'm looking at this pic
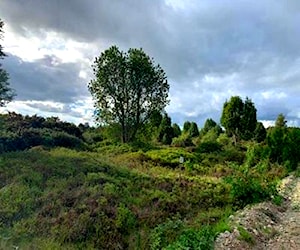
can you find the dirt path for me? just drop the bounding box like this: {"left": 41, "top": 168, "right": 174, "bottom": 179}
{"left": 263, "top": 175, "right": 300, "bottom": 249}
{"left": 214, "top": 174, "right": 300, "bottom": 250}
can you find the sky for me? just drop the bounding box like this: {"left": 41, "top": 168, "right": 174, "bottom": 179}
{"left": 0, "top": 0, "right": 300, "bottom": 127}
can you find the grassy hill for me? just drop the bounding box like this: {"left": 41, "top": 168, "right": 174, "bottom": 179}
{"left": 0, "top": 143, "right": 287, "bottom": 249}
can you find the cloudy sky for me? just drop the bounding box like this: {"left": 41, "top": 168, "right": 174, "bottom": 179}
{"left": 0, "top": 0, "right": 300, "bottom": 127}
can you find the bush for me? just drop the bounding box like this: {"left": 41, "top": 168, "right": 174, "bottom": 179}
{"left": 171, "top": 134, "right": 194, "bottom": 147}
{"left": 225, "top": 164, "right": 277, "bottom": 207}
{"left": 165, "top": 227, "right": 214, "bottom": 250}
{"left": 115, "top": 203, "right": 136, "bottom": 232}
{"left": 150, "top": 217, "right": 184, "bottom": 250}
{"left": 197, "top": 141, "right": 222, "bottom": 153}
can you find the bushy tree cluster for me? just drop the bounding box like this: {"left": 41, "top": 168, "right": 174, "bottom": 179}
{"left": 267, "top": 114, "right": 300, "bottom": 170}
{"left": 221, "top": 96, "right": 265, "bottom": 143}
{"left": 0, "top": 113, "right": 86, "bottom": 152}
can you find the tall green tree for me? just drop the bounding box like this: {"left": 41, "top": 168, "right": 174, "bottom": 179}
{"left": 0, "top": 19, "right": 15, "bottom": 107}
{"left": 221, "top": 96, "right": 257, "bottom": 143}
{"left": 183, "top": 121, "right": 191, "bottom": 133}
{"left": 283, "top": 127, "right": 300, "bottom": 170}
{"left": 158, "top": 113, "right": 174, "bottom": 145}
{"left": 201, "top": 118, "right": 217, "bottom": 135}
{"left": 88, "top": 46, "right": 169, "bottom": 143}
{"left": 172, "top": 123, "right": 181, "bottom": 137}
{"left": 275, "top": 113, "right": 287, "bottom": 128}
{"left": 189, "top": 122, "right": 199, "bottom": 137}
{"left": 267, "top": 113, "right": 288, "bottom": 164}
{"left": 221, "top": 96, "right": 244, "bottom": 144}
{"left": 241, "top": 97, "right": 257, "bottom": 140}
{"left": 254, "top": 122, "right": 266, "bottom": 143}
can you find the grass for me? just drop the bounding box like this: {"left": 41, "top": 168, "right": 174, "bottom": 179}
{"left": 0, "top": 145, "right": 287, "bottom": 249}
{"left": 237, "top": 226, "right": 254, "bottom": 244}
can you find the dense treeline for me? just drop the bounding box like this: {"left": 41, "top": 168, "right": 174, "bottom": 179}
{"left": 1, "top": 103, "right": 300, "bottom": 172}
{"left": 0, "top": 112, "right": 86, "bottom": 152}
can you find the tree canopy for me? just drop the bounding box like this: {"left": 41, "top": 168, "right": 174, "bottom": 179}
{"left": 221, "top": 96, "right": 257, "bottom": 143}
{"left": 0, "top": 19, "right": 15, "bottom": 107}
{"left": 88, "top": 46, "right": 169, "bottom": 143}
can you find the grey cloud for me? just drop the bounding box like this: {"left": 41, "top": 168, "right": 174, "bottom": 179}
{"left": 26, "top": 102, "right": 86, "bottom": 118}
{"left": 3, "top": 54, "right": 89, "bottom": 103}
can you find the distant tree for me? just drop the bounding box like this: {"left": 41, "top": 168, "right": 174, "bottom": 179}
{"left": 241, "top": 98, "right": 257, "bottom": 140}
{"left": 254, "top": 122, "right": 266, "bottom": 142}
{"left": 201, "top": 125, "right": 222, "bottom": 143}
{"left": 221, "top": 96, "right": 244, "bottom": 143}
{"left": 221, "top": 96, "right": 257, "bottom": 143}
{"left": 267, "top": 114, "right": 287, "bottom": 163}
{"left": 172, "top": 123, "right": 181, "bottom": 137}
{"left": 275, "top": 113, "right": 287, "bottom": 128}
{"left": 201, "top": 118, "right": 217, "bottom": 135}
{"left": 149, "top": 110, "right": 163, "bottom": 128}
{"left": 189, "top": 122, "right": 199, "bottom": 137}
{"left": 158, "top": 113, "right": 174, "bottom": 145}
{"left": 138, "top": 110, "right": 163, "bottom": 142}
{"left": 88, "top": 46, "right": 169, "bottom": 143}
{"left": 183, "top": 121, "right": 191, "bottom": 133}
{"left": 267, "top": 114, "right": 300, "bottom": 170}
{"left": 283, "top": 127, "right": 300, "bottom": 170}
{"left": 0, "top": 19, "right": 15, "bottom": 107}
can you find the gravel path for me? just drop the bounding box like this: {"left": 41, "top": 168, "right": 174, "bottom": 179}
{"left": 263, "top": 175, "right": 300, "bottom": 249}
{"left": 214, "top": 173, "right": 300, "bottom": 250}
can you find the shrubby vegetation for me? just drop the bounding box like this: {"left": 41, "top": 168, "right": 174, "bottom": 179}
{"left": 1, "top": 107, "right": 299, "bottom": 249}
{"left": 0, "top": 113, "right": 86, "bottom": 152}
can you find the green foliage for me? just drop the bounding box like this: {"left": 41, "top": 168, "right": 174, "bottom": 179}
{"left": 220, "top": 146, "right": 245, "bottom": 165}
{"left": 139, "top": 111, "right": 163, "bottom": 142}
{"left": 158, "top": 113, "right": 174, "bottom": 145}
{"left": 221, "top": 96, "right": 244, "bottom": 141}
{"left": 241, "top": 98, "right": 257, "bottom": 140}
{"left": 237, "top": 226, "right": 254, "bottom": 244}
{"left": 172, "top": 123, "right": 181, "bottom": 138}
{"left": 200, "top": 126, "right": 222, "bottom": 144}
{"left": 272, "top": 194, "right": 284, "bottom": 206}
{"left": 115, "top": 203, "right": 136, "bottom": 232}
{"left": 189, "top": 122, "right": 199, "bottom": 137}
{"left": 0, "top": 116, "right": 295, "bottom": 249}
{"left": 225, "top": 162, "right": 281, "bottom": 207}
{"left": 183, "top": 121, "right": 191, "bottom": 133}
{"left": 0, "top": 113, "right": 85, "bottom": 152}
{"left": 171, "top": 133, "right": 194, "bottom": 147}
{"left": 266, "top": 114, "right": 300, "bottom": 171}
{"left": 197, "top": 141, "right": 222, "bottom": 153}
{"left": 201, "top": 118, "right": 218, "bottom": 135}
{"left": 150, "top": 217, "right": 184, "bottom": 250}
{"left": 254, "top": 122, "right": 266, "bottom": 142}
{"left": 221, "top": 96, "right": 257, "bottom": 142}
{"left": 282, "top": 127, "right": 300, "bottom": 171}
{"left": 88, "top": 46, "right": 169, "bottom": 143}
{"left": 165, "top": 227, "right": 215, "bottom": 250}
{"left": 216, "top": 133, "right": 231, "bottom": 146}
{"left": 146, "top": 148, "right": 197, "bottom": 166}
{"left": 275, "top": 113, "right": 287, "bottom": 128}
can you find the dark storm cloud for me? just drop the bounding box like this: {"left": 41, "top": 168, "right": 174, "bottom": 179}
{"left": 1, "top": 0, "right": 300, "bottom": 125}
{"left": 2, "top": 54, "right": 89, "bottom": 103}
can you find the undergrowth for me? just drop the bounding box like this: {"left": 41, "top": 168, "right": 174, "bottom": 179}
{"left": 0, "top": 144, "right": 288, "bottom": 249}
